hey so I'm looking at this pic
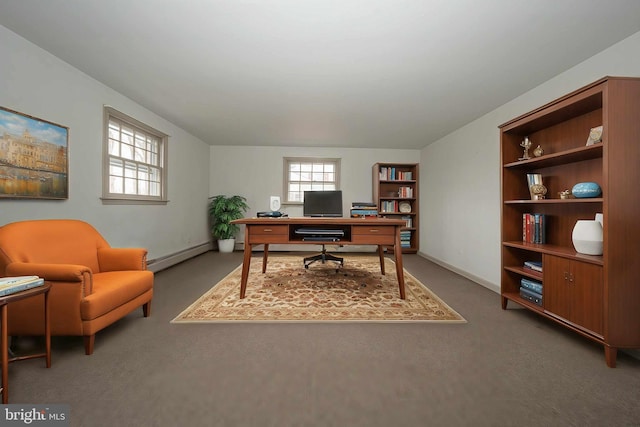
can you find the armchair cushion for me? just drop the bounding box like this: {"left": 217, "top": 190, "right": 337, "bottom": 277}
{"left": 81, "top": 271, "right": 153, "bottom": 320}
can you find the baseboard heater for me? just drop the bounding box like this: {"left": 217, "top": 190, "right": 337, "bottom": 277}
{"left": 146, "top": 242, "right": 211, "bottom": 273}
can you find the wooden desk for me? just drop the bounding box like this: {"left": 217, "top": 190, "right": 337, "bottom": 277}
{"left": 0, "top": 283, "right": 51, "bottom": 404}
{"left": 231, "top": 217, "right": 407, "bottom": 299}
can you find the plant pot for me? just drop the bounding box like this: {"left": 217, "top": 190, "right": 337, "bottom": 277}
{"left": 217, "top": 238, "right": 236, "bottom": 253}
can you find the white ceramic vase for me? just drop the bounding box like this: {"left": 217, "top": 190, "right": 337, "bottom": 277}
{"left": 217, "top": 238, "right": 236, "bottom": 253}
{"left": 572, "top": 220, "right": 603, "bottom": 255}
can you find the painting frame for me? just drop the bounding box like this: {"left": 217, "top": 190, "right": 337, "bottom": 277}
{"left": 0, "top": 106, "right": 69, "bottom": 199}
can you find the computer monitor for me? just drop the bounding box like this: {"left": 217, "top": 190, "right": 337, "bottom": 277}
{"left": 303, "top": 190, "right": 343, "bottom": 217}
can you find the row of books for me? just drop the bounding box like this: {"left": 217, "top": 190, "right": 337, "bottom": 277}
{"left": 401, "top": 215, "right": 413, "bottom": 228}
{"left": 396, "top": 186, "right": 412, "bottom": 198}
{"left": 0, "top": 275, "right": 45, "bottom": 297}
{"left": 380, "top": 200, "right": 408, "bottom": 213}
{"left": 523, "top": 213, "right": 546, "bottom": 244}
{"left": 350, "top": 201, "right": 378, "bottom": 218}
{"left": 379, "top": 167, "right": 413, "bottom": 181}
{"left": 520, "top": 277, "right": 543, "bottom": 306}
{"left": 400, "top": 230, "right": 412, "bottom": 247}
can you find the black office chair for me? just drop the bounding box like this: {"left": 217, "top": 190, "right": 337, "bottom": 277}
{"left": 304, "top": 245, "right": 344, "bottom": 270}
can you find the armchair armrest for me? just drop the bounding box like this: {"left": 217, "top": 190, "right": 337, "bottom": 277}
{"left": 5, "top": 261, "right": 93, "bottom": 296}
{"left": 98, "top": 248, "right": 148, "bottom": 272}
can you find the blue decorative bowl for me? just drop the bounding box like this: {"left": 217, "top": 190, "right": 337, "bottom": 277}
{"left": 572, "top": 182, "right": 602, "bottom": 198}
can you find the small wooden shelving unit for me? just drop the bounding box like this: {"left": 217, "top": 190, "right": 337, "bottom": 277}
{"left": 372, "top": 163, "right": 418, "bottom": 253}
{"left": 499, "top": 76, "right": 640, "bottom": 368}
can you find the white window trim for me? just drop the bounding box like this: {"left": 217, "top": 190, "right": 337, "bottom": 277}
{"left": 282, "top": 157, "right": 341, "bottom": 205}
{"left": 101, "top": 106, "right": 169, "bottom": 205}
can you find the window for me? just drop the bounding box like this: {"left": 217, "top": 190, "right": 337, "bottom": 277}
{"left": 103, "top": 107, "right": 168, "bottom": 204}
{"left": 283, "top": 157, "right": 340, "bottom": 203}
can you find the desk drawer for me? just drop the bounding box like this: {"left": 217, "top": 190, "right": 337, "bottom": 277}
{"left": 351, "top": 225, "right": 396, "bottom": 245}
{"left": 248, "top": 225, "right": 289, "bottom": 244}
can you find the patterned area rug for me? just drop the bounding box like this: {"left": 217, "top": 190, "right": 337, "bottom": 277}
{"left": 171, "top": 255, "right": 466, "bottom": 323}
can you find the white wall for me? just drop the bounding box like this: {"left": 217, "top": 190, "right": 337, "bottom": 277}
{"left": 421, "top": 30, "right": 640, "bottom": 293}
{"left": 0, "top": 25, "right": 211, "bottom": 261}
{"left": 209, "top": 145, "right": 419, "bottom": 247}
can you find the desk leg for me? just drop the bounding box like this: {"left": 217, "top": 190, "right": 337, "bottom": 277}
{"left": 378, "top": 245, "right": 385, "bottom": 275}
{"left": 394, "top": 229, "right": 406, "bottom": 299}
{"left": 262, "top": 244, "right": 269, "bottom": 273}
{"left": 240, "top": 245, "right": 252, "bottom": 299}
{"left": 1, "top": 305, "right": 8, "bottom": 404}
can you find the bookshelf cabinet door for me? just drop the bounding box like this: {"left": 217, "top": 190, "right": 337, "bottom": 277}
{"left": 543, "top": 255, "right": 603, "bottom": 336}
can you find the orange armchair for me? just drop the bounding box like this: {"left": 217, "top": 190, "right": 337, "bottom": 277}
{"left": 0, "top": 219, "right": 153, "bottom": 355}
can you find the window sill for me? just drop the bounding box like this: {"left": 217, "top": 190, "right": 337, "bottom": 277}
{"left": 100, "top": 197, "right": 169, "bottom": 206}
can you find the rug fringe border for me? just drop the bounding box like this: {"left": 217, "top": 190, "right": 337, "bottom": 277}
{"left": 171, "top": 319, "right": 467, "bottom": 324}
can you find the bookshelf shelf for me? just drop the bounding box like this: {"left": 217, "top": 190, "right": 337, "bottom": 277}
{"left": 503, "top": 266, "right": 543, "bottom": 281}
{"left": 373, "top": 163, "right": 419, "bottom": 253}
{"left": 503, "top": 144, "right": 602, "bottom": 169}
{"left": 502, "top": 291, "right": 544, "bottom": 313}
{"left": 500, "top": 76, "right": 640, "bottom": 368}
{"left": 503, "top": 198, "right": 603, "bottom": 205}
{"left": 502, "top": 241, "right": 603, "bottom": 266}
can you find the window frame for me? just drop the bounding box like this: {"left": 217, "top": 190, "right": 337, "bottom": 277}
{"left": 282, "top": 157, "right": 341, "bottom": 204}
{"left": 102, "top": 106, "right": 169, "bottom": 205}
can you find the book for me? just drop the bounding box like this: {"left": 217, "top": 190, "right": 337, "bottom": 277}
{"left": 520, "top": 278, "right": 543, "bottom": 294}
{"left": 524, "top": 261, "right": 542, "bottom": 272}
{"left": 0, "top": 276, "right": 45, "bottom": 297}
{"left": 523, "top": 213, "right": 532, "bottom": 242}
{"left": 520, "top": 286, "right": 543, "bottom": 306}
{"left": 0, "top": 275, "right": 41, "bottom": 286}
{"left": 350, "top": 209, "right": 379, "bottom": 216}
{"left": 351, "top": 202, "right": 377, "bottom": 208}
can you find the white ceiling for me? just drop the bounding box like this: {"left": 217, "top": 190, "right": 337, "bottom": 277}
{"left": 2, "top": 1, "right": 640, "bottom": 149}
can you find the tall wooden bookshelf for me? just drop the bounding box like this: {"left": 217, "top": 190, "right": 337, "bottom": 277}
{"left": 499, "top": 76, "right": 640, "bottom": 368}
{"left": 373, "top": 163, "right": 418, "bottom": 253}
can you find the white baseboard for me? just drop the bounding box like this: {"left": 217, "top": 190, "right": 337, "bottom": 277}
{"left": 418, "top": 251, "right": 500, "bottom": 294}
{"left": 147, "top": 242, "right": 212, "bottom": 272}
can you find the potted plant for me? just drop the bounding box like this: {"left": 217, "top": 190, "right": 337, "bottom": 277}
{"left": 208, "top": 195, "right": 250, "bottom": 253}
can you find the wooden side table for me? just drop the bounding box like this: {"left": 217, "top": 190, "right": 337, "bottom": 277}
{"left": 0, "top": 283, "right": 51, "bottom": 404}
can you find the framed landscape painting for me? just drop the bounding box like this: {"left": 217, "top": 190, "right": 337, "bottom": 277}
{"left": 0, "top": 107, "right": 69, "bottom": 199}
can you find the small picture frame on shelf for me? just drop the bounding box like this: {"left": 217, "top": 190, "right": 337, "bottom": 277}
{"left": 586, "top": 125, "right": 603, "bottom": 146}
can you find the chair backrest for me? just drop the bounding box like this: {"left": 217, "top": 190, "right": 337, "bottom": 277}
{"left": 0, "top": 219, "right": 111, "bottom": 275}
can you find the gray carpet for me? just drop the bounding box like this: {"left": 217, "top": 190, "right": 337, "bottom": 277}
{"left": 9, "top": 251, "right": 640, "bottom": 426}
